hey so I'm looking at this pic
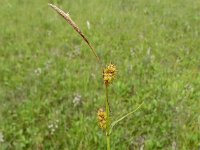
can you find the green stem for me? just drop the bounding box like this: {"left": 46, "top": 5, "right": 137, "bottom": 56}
{"left": 105, "top": 85, "right": 110, "bottom": 150}
{"left": 106, "top": 135, "right": 110, "bottom": 150}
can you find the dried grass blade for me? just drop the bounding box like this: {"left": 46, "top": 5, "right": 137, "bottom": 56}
{"left": 48, "top": 3, "right": 100, "bottom": 62}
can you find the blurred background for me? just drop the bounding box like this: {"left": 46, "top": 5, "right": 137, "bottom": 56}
{"left": 0, "top": 0, "right": 199, "bottom": 149}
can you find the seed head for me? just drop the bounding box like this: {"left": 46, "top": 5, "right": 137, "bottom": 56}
{"left": 97, "top": 108, "right": 107, "bottom": 129}
{"left": 103, "top": 63, "right": 117, "bottom": 86}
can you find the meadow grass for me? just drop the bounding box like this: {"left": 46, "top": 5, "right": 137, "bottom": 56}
{"left": 0, "top": 0, "right": 200, "bottom": 149}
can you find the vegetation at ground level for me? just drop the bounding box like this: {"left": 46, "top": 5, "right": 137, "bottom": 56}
{"left": 0, "top": 0, "right": 199, "bottom": 149}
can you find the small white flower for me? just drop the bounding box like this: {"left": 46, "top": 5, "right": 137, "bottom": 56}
{"left": 48, "top": 124, "right": 53, "bottom": 129}
{"left": 73, "top": 93, "right": 82, "bottom": 107}
{"left": 86, "top": 20, "right": 91, "bottom": 30}
{"left": 51, "top": 128, "right": 55, "bottom": 133}
{"left": 0, "top": 132, "right": 4, "bottom": 143}
{"left": 48, "top": 121, "right": 59, "bottom": 135}
{"left": 34, "top": 68, "right": 42, "bottom": 76}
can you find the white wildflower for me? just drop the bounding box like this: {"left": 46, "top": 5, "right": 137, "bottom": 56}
{"left": 86, "top": 20, "right": 91, "bottom": 30}
{"left": 73, "top": 93, "right": 82, "bottom": 107}
{"left": 48, "top": 120, "right": 59, "bottom": 135}
{"left": 34, "top": 68, "right": 42, "bottom": 76}
{"left": 0, "top": 132, "right": 4, "bottom": 143}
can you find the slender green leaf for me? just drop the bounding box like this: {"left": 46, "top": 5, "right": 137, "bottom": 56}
{"left": 109, "top": 102, "right": 144, "bottom": 135}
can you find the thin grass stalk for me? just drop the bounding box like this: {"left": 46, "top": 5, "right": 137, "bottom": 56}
{"left": 105, "top": 85, "right": 111, "bottom": 150}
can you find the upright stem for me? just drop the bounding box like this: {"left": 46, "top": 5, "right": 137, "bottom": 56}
{"left": 105, "top": 85, "right": 111, "bottom": 150}
{"left": 106, "top": 135, "right": 110, "bottom": 150}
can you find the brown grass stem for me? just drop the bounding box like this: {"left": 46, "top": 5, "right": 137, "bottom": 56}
{"left": 48, "top": 3, "right": 101, "bottom": 64}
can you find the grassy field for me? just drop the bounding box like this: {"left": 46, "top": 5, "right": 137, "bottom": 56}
{"left": 0, "top": 0, "right": 200, "bottom": 149}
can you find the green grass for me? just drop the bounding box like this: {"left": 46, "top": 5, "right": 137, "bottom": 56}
{"left": 0, "top": 0, "right": 200, "bottom": 149}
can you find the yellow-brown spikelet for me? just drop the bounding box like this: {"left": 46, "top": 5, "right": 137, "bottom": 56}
{"left": 97, "top": 108, "right": 107, "bottom": 129}
{"left": 103, "top": 63, "right": 117, "bottom": 86}
{"left": 48, "top": 3, "right": 100, "bottom": 62}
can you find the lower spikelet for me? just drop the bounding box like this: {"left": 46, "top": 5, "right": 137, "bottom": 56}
{"left": 97, "top": 108, "right": 107, "bottom": 129}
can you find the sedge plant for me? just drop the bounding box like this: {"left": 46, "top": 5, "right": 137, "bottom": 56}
{"left": 48, "top": 4, "right": 143, "bottom": 150}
